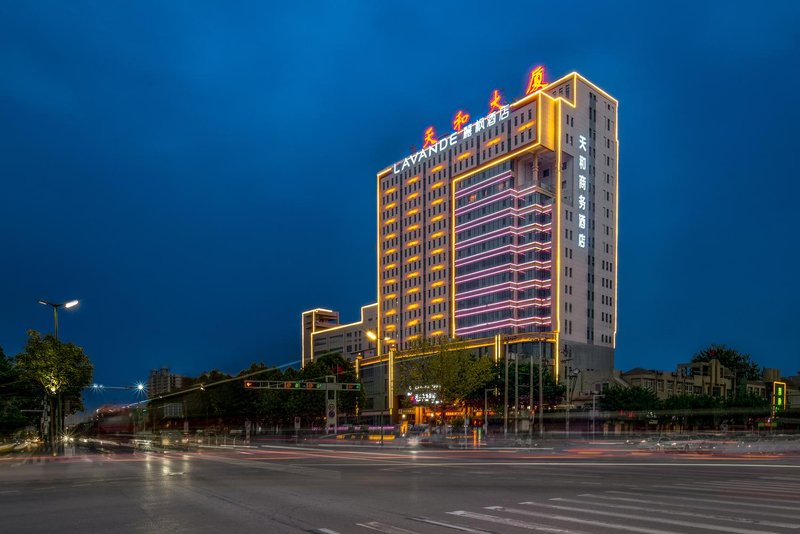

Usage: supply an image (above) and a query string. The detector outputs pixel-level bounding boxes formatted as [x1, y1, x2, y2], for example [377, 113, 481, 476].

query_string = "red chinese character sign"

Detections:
[525, 66, 547, 95]
[452, 110, 470, 132]
[489, 90, 503, 113]
[423, 126, 437, 148]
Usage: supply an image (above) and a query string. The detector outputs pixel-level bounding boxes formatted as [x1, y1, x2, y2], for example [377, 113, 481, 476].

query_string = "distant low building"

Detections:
[147, 367, 184, 399]
[619, 359, 785, 402]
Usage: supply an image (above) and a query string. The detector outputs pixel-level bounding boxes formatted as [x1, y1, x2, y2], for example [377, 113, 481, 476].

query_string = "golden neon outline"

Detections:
[308, 304, 379, 362]
[376, 170, 382, 358]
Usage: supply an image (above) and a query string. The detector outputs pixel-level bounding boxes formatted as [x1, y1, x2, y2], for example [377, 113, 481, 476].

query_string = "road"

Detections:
[1, 444, 799, 533]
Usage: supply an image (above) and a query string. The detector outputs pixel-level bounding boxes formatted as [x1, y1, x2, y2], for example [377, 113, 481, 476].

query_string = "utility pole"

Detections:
[529, 350, 534, 445]
[591, 393, 605, 441]
[514, 353, 519, 436]
[562, 345, 572, 439]
[503, 349, 509, 438]
[539, 341, 544, 439]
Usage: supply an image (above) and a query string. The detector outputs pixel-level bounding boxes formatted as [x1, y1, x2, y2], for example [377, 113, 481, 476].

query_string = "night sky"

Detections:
[2, 2, 799, 407]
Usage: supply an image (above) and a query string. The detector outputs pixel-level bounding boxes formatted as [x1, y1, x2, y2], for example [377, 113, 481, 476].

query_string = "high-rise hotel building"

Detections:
[375, 70, 618, 374]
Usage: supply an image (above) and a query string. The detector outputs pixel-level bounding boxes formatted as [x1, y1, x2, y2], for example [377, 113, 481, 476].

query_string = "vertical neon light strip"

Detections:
[553, 93, 562, 382]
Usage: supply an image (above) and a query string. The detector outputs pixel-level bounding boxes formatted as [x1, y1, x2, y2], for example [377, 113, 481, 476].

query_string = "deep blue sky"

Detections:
[2, 1, 799, 405]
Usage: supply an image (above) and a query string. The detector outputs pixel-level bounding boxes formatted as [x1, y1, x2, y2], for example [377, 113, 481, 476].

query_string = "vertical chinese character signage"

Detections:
[773, 381, 787, 416]
[577, 134, 589, 248]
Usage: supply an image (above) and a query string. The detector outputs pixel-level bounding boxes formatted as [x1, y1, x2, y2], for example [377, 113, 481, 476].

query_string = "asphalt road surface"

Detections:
[1, 444, 799, 533]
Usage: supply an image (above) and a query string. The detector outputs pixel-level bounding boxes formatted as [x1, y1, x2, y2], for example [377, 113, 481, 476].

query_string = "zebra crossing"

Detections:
[320, 476, 800, 534]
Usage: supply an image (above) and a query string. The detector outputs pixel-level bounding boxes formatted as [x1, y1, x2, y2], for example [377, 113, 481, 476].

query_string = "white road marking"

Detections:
[317, 529, 342, 534]
[447, 511, 586, 533]
[649, 485, 800, 506]
[609, 490, 800, 512]
[517, 501, 779, 534]
[356, 521, 420, 533]
[693, 480, 800, 493]
[408, 516, 493, 533]
[482, 507, 680, 534]
[579, 494, 800, 521]
[551, 497, 800, 529]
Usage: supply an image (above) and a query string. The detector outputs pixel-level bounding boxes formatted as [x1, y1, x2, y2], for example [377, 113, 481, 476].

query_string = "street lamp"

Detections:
[365, 330, 395, 447]
[37, 298, 79, 455]
[37, 299, 79, 340]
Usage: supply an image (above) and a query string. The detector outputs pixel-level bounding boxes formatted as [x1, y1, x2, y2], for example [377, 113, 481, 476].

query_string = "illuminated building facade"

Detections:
[301, 304, 378, 365]
[301, 69, 618, 421]
[376, 70, 618, 375]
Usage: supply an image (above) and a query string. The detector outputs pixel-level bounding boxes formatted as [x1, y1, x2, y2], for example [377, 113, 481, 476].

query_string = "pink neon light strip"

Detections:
[455, 224, 552, 250]
[455, 262, 551, 285]
[454, 190, 516, 217]
[454, 170, 512, 199]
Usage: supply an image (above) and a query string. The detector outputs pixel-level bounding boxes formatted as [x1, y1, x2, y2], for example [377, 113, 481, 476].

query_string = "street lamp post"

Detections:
[591, 393, 605, 441]
[37, 299, 79, 341]
[366, 330, 395, 448]
[37, 299, 79, 454]
[484, 387, 497, 441]
[538, 340, 544, 439]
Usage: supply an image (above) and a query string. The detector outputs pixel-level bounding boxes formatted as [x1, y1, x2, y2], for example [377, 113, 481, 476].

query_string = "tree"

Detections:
[15, 330, 93, 447]
[600, 386, 660, 413]
[692, 344, 760, 397]
[0, 346, 39, 437]
[395, 339, 493, 431]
